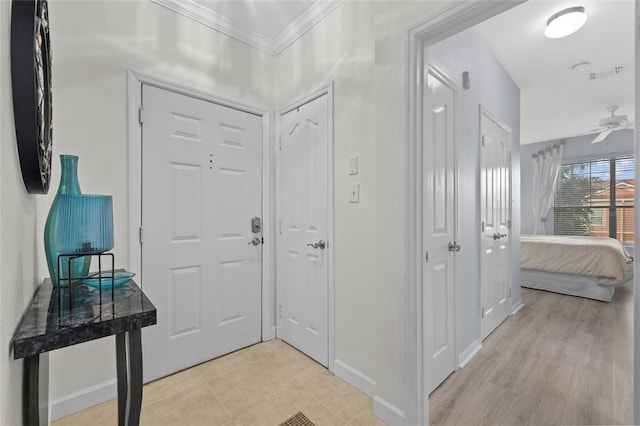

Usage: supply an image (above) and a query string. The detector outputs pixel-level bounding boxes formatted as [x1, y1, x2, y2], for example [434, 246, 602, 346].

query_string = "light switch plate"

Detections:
[349, 156, 358, 175]
[349, 183, 360, 203]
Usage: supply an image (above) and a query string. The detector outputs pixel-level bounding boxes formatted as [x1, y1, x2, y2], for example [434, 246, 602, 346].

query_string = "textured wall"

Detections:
[276, 0, 378, 387]
[44, 0, 274, 416]
[0, 2, 39, 425]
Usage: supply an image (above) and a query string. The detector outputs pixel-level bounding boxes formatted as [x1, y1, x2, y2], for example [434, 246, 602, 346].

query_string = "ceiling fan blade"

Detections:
[591, 129, 614, 144]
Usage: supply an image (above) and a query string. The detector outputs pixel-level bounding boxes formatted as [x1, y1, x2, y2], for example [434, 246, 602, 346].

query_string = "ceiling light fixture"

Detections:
[544, 6, 587, 38]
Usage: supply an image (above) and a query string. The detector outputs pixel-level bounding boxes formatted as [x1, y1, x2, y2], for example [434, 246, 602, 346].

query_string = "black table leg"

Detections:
[23, 352, 48, 426]
[116, 329, 143, 426]
[116, 333, 127, 425]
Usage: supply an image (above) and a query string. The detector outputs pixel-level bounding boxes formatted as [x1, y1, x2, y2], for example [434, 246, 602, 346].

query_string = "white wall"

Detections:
[428, 27, 522, 355]
[521, 129, 634, 235]
[42, 1, 274, 417]
[275, 0, 378, 390]
[0, 1, 530, 423]
[0, 2, 40, 425]
[372, 0, 452, 415]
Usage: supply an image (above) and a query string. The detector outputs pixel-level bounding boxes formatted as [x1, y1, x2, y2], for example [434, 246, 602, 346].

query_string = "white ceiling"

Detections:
[475, 0, 634, 144]
[154, 0, 634, 145]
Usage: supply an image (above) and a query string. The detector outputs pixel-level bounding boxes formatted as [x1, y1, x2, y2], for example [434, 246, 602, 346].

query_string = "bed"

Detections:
[520, 234, 633, 302]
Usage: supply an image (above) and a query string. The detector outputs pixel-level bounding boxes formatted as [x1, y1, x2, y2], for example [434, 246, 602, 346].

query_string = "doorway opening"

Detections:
[406, 1, 637, 424]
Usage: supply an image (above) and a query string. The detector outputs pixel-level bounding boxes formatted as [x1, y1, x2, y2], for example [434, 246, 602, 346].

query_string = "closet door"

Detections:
[480, 107, 512, 340]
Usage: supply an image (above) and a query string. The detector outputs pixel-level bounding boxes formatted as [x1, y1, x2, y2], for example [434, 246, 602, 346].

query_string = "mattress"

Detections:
[520, 234, 633, 286]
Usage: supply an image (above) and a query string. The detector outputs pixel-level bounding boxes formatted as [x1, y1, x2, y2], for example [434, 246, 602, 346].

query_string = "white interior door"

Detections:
[480, 107, 512, 340]
[278, 93, 330, 367]
[141, 84, 263, 382]
[423, 66, 457, 394]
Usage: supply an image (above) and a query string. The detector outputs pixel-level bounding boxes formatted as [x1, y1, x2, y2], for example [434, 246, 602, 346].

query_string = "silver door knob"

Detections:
[248, 237, 261, 246]
[307, 240, 326, 250]
[493, 233, 500, 240]
[448, 241, 461, 252]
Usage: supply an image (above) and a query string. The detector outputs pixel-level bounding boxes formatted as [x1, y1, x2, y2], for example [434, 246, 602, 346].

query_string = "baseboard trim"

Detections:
[264, 325, 276, 341]
[50, 379, 116, 421]
[373, 395, 405, 425]
[333, 359, 376, 397]
[512, 300, 524, 315]
[458, 339, 482, 368]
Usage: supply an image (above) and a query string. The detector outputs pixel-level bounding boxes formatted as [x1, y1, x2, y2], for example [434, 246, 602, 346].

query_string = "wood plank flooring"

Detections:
[429, 286, 633, 425]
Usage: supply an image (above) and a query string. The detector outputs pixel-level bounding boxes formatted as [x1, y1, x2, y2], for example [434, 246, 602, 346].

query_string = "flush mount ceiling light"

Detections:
[544, 6, 587, 38]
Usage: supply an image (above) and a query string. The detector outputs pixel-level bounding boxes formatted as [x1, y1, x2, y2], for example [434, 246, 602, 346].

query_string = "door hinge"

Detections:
[425, 251, 429, 263]
[279, 221, 283, 235]
[508, 287, 512, 297]
[481, 307, 485, 318]
[508, 150, 512, 163]
[481, 222, 485, 233]
[481, 135, 486, 146]
[139, 226, 144, 244]
[279, 137, 282, 150]
[278, 304, 283, 319]
[138, 108, 145, 125]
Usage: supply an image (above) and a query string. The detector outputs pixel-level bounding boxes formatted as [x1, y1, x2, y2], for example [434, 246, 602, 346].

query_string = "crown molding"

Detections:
[271, 0, 344, 55]
[151, 0, 343, 56]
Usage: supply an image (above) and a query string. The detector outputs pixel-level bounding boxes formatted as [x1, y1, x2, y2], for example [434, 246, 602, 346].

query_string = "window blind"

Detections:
[553, 156, 634, 242]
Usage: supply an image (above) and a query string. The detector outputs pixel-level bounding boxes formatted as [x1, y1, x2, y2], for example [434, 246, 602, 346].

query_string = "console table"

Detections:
[12, 275, 157, 426]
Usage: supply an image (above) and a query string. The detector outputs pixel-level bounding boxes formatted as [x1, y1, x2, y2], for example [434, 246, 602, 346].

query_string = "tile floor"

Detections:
[53, 339, 385, 426]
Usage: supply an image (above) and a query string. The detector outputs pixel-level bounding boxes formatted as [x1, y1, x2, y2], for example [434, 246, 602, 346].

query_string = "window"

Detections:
[554, 156, 634, 242]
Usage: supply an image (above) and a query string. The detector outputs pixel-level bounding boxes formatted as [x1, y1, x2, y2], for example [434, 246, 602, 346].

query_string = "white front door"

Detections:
[278, 93, 330, 367]
[423, 66, 457, 394]
[480, 107, 512, 340]
[141, 84, 263, 382]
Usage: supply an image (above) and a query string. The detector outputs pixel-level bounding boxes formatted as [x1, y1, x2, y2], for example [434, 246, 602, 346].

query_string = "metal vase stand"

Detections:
[56, 252, 115, 314]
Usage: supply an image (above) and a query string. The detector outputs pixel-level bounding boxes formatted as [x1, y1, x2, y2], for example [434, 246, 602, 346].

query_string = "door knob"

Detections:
[493, 233, 500, 240]
[248, 237, 261, 246]
[306, 240, 326, 250]
[448, 241, 461, 252]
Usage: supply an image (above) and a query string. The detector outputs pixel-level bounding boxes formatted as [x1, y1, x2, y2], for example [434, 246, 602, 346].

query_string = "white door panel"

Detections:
[278, 94, 329, 367]
[480, 108, 512, 340]
[141, 84, 262, 382]
[424, 67, 457, 394]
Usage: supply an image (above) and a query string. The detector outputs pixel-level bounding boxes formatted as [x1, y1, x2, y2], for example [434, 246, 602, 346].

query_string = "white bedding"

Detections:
[520, 234, 633, 286]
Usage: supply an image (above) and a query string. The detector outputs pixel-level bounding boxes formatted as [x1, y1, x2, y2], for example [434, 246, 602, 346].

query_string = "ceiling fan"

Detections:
[590, 105, 634, 144]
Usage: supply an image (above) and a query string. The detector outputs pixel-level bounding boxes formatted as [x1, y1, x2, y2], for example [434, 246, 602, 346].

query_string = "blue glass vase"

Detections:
[44, 155, 91, 286]
[56, 195, 114, 255]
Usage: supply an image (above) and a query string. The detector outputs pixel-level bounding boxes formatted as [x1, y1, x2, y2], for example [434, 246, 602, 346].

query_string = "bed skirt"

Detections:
[521, 269, 619, 302]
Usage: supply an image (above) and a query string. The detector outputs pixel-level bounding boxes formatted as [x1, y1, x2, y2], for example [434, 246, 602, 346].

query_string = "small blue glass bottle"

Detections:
[44, 155, 91, 286]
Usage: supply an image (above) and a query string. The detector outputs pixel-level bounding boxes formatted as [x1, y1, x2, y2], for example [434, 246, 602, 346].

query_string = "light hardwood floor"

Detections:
[53, 339, 383, 426]
[429, 286, 633, 425]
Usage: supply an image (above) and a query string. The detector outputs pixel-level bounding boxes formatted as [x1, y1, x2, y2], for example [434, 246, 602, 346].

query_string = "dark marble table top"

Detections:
[12, 273, 156, 359]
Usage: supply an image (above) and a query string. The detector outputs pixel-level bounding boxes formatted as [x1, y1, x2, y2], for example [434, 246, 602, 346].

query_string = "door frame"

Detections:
[405, 2, 525, 425]
[422, 64, 459, 394]
[126, 70, 273, 341]
[275, 82, 335, 372]
[478, 104, 513, 340]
